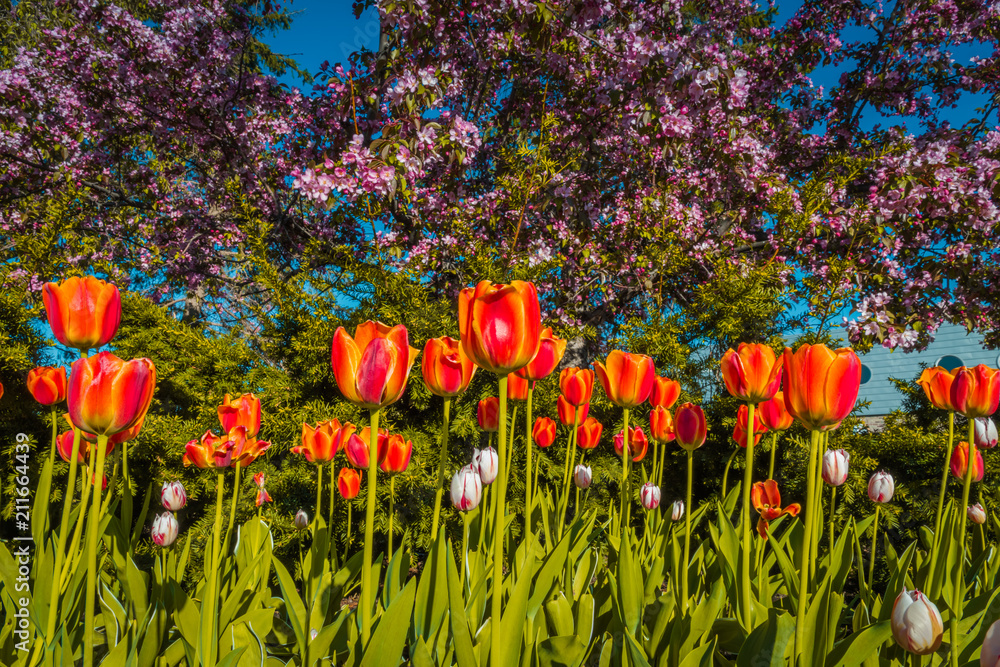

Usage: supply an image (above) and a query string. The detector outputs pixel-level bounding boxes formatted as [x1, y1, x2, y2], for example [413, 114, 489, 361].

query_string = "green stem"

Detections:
[48, 407, 57, 467]
[558, 411, 579, 540]
[829, 486, 837, 550]
[222, 462, 241, 557]
[740, 403, 756, 630]
[574, 451, 585, 521]
[620, 408, 631, 537]
[768, 431, 778, 481]
[950, 419, 976, 667]
[507, 404, 518, 485]
[430, 397, 452, 542]
[811, 432, 826, 571]
[682, 449, 693, 613]
[329, 462, 339, 569]
[361, 408, 380, 647]
[346, 504, 352, 553]
[657, 426, 668, 488]
[793, 430, 820, 665]
[491, 375, 509, 667]
[203, 471, 225, 666]
[82, 434, 109, 667]
[315, 464, 323, 524]
[927, 411, 955, 591]
[525, 387, 534, 538]
[868, 505, 880, 588]
[388, 476, 395, 558]
[721, 448, 737, 499]
[462, 510, 470, 590]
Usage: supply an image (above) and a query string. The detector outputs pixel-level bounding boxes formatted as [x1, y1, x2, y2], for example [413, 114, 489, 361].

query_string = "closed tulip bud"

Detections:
[458, 281, 542, 374]
[474, 447, 499, 485]
[675, 403, 707, 451]
[331, 321, 419, 409]
[822, 449, 850, 486]
[671, 500, 685, 521]
[649, 406, 675, 444]
[218, 393, 261, 438]
[733, 404, 768, 447]
[294, 419, 355, 463]
[559, 367, 594, 406]
[951, 365, 1000, 419]
[338, 468, 361, 499]
[294, 509, 310, 530]
[380, 434, 413, 474]
[506, 373, 531, 401]
[721, 343, 783, 403]
[968, 503, 987, 525]
[574, 464, 592, 489]
[758, 391, 795, 431]
[422, 336, 477, 397]
[577, 417, 603, 449]
[982, 619, 1000, 667]
[556, 395, 589, 426]
[516, 327, 567, 381]
[891, 588, 944, 656]
[595, 350, 656, 408]
[161, 481, 187, 511]
[532, 417, 556, 448]
[451, 465, 483, 511]
[614, 427, 649, 462]
[651, 376, 681, 410]
[640, 482, 661, 510]
[68, 352, 156, 437]
[151, 512, 179, 547]
[782, 344, 862, 431]
[868, 471, 895, 503]
[42, 276, 121, 350]
[950, 441, 985, 482]
[27, 366, 67, 406]
[478, 397, 500, 432]
[917, 367, 959, 412]
[345, 427, 389, 470]
[975, 418, 998, 448]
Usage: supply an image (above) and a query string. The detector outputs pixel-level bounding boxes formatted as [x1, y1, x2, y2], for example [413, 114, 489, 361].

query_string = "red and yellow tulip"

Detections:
[515, 327, 566, 381]
[380, 433, 413, 474]
[507, 373, 531, 401]
[950, 441, 984, 482]
[27, 366, 67, 406]
[478, 397, 500, 431]
[649, 406, 675, 444]
[595, 350, 656, 409]
[613, 426, 649, 462]
[331, 321, 418, 409]
[557, 395, 589, 426]
[733, 404, 768, 448]
[458, 280, 542, 374]
[532, 417, 557, 448]
[42, 276, 121, 350]
[782, 343, 862, 431]
[721, 343, 783, 404]
[338, 468, 361, 499]
[577, 417, 603, 449]
[218, 393, 261, 438]
[917, 367, 959, 412]
[293, 419, 355, 463]
[751, 480, 801, 538]
[758, 391, 794, 431]
[951, 365, 1000, 419]
[674, 403, 707, 451]
[345, 427, 389, 470]
[67, 352, 156, 437]
[559, 367, 594, 406]
[421, 336, 476, 397]
[650, 376, 681, 410]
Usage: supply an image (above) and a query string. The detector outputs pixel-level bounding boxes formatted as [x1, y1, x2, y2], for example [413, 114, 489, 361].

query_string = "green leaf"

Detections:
[360, 578, 417, 667]
[677, 637, 716, 667]
[736, 608, 794, 667]
[824, 620, 892, 667]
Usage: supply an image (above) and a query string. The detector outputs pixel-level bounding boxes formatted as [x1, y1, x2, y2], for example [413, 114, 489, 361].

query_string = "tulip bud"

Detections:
[868, 471, 895, 503]
[532, 417, 556, 448]
[822, 449, 850, 486]
[294, 509, 310, 530]
[151, 512, 179, 547]
[161, 481, 187, 511]
[650, 376, 681, 410]
[675, 403, 707, 451]
[574, 464, 592, 489]
[42, 276, 122, 350]
[380, 433, 413, 474]
[968, 503, 987, 525]
[345, 427, 389, 470]
[670, 500, 684, 521]
[576, 417, 603, 449]
[338, 468, 361, 499]
[640, 482, 661, 510]
[950, 441, 985, 482]
[975, 418, 998, 449]
[649, 406, 675, 444]
[559, 367, 594, 406]
[477, 397, 499, 432]
[451, 464, 483, 511]
[474, 447, 499, 485]
[982, 618, 1000, 667]
[27, 366, 68, 406]
[891, 588, 944, 655]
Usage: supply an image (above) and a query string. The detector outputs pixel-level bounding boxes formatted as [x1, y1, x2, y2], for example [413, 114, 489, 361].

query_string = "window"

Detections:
[860, 364, 872, 385]
[936, 355, 964, 371]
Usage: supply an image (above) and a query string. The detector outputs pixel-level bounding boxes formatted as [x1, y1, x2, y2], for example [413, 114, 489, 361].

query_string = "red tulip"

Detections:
[331, 321, 419, 409]
[27, 366, 67, 406]
[458, 280, 542, 374]
[733, 404, 768, 448]
[422, 336, 476, 397]
[515, 327, 567, 381]
[595, 350, 656, 409]
[649, 406, 675, 444]
[68, 352, 156, 437]
[557, 395, 589, 426]
[532, 417, 556, 448]
[614, 427, 649, 462]
[951, 365, 1000, 419]
[651, 376, 681, 410]
[758, 391, 794, 431]
[218, 393, 261, 438]
[219, 426, 272, 468]
[721, 343, 783, 404]
[507, 373, 531, 401]
[0, 381, 4, 401]
[57, 430, 86, 464]
[782, 344, 862, 431]
[338, 468, 361, 499]
[380, 433, 413, 474]
[950, 441, 984, 482]
[751, 479, 801, 538]
[559, 367, 594, 406]
[293, 419, 355, 463]
[577, 417, 603, 449]
[917, 367, 959, 412]
[478, 397, 500, 431]
[183, 430, 226, 468]
[674, 403, 707, 451]
[346, 427, 389, 470]
[42, 276, 121, 350]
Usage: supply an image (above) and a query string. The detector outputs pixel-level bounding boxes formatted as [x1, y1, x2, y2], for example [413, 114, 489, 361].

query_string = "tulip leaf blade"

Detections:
[446, 538, 478, 667]
[824, 619, 892, 667]
[360, 576, 416, 667]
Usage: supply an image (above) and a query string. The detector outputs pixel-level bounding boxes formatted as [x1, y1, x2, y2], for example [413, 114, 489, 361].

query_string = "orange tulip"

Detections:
[458, 280, 542, 375]
[515, 327, 567, 381]
[650, 376, 681, 410]
[478, 397, 500, 431]
[507, 373, 531, 401]
[293, 419, 355, 463]
[721, 343, 783, 404]
[67, 352, 156, 437]
[559, 367, 594, 406]
[594, 350, 656, 409]
[751, 479, 800, 538]
[218, 393, 261, 438]
[219, 426, 272, 468]
[951, 365, 1000, 419]
[649, 406, 675, 443]
[42, 276, 121, 350]
[675, 402, 707, 451]
[557, 395, 589, 426]
[331, 321, 418, 409]
[64, 412, 142, 449]
[421, 336, 477, 397]
[338, 468, 361, 499]
[613, 426, 649, 462]
[950, 441, 984, 482]
[782, 344, 862, 431]
[917, 367, 959, 412]
[758, 391, 794, 431]
[532, 416, 557, 447]
[577, 417, 603, 449]
[27, 366, 67, 406]
[733, 404, 768, 448]
[345, 427, 389, 470]
[183, 430, 226, 468]
[380, 433, 413, 474]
